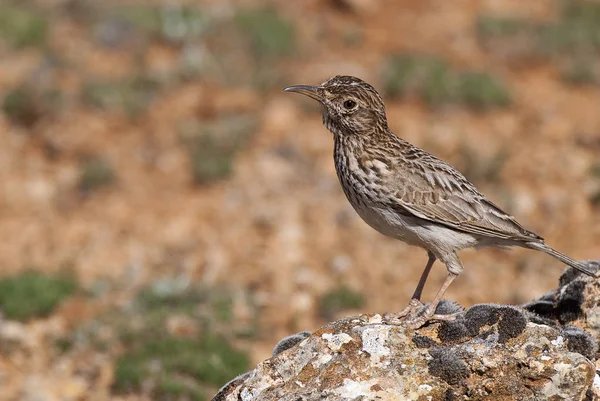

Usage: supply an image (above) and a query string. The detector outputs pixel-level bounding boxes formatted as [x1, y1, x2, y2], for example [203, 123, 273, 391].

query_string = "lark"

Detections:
[284, 75, 596, 329]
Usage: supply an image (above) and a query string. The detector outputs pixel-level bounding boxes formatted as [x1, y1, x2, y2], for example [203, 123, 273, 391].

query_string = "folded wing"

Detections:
[386, 156, 542, 242]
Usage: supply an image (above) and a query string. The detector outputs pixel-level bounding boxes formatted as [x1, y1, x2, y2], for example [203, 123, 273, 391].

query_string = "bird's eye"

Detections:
[343, 99, 357, 109]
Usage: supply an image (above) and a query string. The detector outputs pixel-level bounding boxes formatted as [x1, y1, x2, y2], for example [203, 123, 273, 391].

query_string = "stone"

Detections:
[213, 263, 600, 401]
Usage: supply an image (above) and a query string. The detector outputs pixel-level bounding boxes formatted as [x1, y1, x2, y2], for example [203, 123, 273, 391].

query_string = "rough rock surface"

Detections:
[214, 263, 600, 401]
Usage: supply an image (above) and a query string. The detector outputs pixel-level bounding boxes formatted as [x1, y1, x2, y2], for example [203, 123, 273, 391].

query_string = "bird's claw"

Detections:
[384, 300, 461, 329]
[383, 298, 425, 324]
[403, 312, 459, 329]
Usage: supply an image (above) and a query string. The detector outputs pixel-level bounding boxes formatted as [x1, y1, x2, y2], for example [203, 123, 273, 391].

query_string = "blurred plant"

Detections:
[560, 58, 597, 85]
[54, 336, 75, 354]
[0, 5, 47, 48]
[95, 4, 209, 46]
[198, 5, 294, 90]
[383, 55, 453, 104]
[2, 84, 62, 127]
[382, 54, 511, 109]
[82, 75, 161, 118]
[477, 15, 533, 40]
[181, 115, 258, 185]
[0, 271, 77, 321]
[211, 294, 234, 323]
[78, 156, 116, 194]
[537, 1, 600, 55]
[107, 280, 254, 398]
[52, 278, 257, 398]
[455, 72, 512, 109]
[236, 6, 295, 61]
[2, 86, 43, 127]
[113, 335, 246, 399]
[478, 1, 600, 85]
[107, 5, 161, 35]
[421, 59, 454, 106]
[382, 54, 425, 97]
[156, 377, 206, 400]
[91, 4, 295, 90]
[318, 285, 365, 320]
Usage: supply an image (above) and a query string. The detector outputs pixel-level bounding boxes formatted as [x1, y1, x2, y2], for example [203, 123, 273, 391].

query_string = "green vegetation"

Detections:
[236, 6, 295, 60]
[107, 280, 253, 399]
[82, 75, 161, 117]
[181, 115, 257, 185]
[107, 5, 162, 35]
[456, 72, 511, 109]
[0, 5, 47, 48]
[78, 156, 116, 194]
[0, 4, 296, 125]
[92, 4, 295, 88]
[54, 336, 75, 354]
[383, 54, 439, 99]
[477, 15, 532, 40]
[221, 6, 296, 89]
[382, 54, 511, 109]
[318, 285, 365, 320]
[538, 1, 600, 55]
[113, 335, 246, 397]
[560, 59, 597, 85]
[91, 4, 294, 88]
[49, 278, 257, 398]
[156, 377, 205, 400]
[0, 271, 77, 321]
[2, 84, 62, 127]
[2, 86, 41, 127]
[104, 4, 208, 44]
[478, 1, 600, 85]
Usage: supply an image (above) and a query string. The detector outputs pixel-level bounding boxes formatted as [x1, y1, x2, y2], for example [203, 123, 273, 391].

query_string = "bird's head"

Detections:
[284, 75, 388, 136]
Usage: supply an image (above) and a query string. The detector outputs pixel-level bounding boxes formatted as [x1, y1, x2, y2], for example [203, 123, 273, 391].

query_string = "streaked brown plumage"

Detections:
[285, 75, 595, 328]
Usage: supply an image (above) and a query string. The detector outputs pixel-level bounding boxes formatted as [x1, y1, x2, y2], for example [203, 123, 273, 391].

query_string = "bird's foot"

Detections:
[383, 298, 426, 325]
[384, 299, 461, 329]
[403, 312, 459, 330]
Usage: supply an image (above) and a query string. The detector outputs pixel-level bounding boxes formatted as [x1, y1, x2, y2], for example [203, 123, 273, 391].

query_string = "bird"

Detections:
[284, 75, 596, 329]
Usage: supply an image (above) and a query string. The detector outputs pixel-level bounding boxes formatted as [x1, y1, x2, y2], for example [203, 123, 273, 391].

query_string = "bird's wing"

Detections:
[385, 155, 542, 242]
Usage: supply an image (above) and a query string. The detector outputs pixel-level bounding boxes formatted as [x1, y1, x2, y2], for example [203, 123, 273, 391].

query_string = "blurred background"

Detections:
[0, 0, 599, 399]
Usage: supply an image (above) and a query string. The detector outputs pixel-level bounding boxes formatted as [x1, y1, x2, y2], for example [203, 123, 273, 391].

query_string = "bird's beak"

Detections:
[283, 85, 322, 102]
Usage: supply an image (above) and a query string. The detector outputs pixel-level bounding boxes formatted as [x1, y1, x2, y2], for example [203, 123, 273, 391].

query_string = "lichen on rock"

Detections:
[213, 264, 600, 401]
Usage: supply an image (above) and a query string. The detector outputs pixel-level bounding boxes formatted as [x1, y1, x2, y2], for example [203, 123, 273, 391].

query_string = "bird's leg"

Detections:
[384, 252, 436, 323]
[404, 272, 459, 330]
[410, 251, 436, 301]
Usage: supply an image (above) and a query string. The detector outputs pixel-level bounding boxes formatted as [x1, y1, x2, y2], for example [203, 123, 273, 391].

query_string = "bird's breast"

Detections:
[333, 144, 408, 239]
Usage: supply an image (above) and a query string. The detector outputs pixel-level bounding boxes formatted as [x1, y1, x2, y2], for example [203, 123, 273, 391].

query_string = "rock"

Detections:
[271, 331, 312, 357]
[213, 263, 600, 401]
[525, 261, 600, 329]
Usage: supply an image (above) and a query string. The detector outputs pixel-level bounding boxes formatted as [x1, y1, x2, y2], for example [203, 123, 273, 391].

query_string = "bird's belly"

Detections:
[351, 199, 407, 238]
[340, 177, 478, 251]
[339, 178, 414, 240]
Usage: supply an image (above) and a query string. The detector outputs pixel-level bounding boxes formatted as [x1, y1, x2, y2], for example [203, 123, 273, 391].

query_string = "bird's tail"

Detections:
[526, 242, 596, 277]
